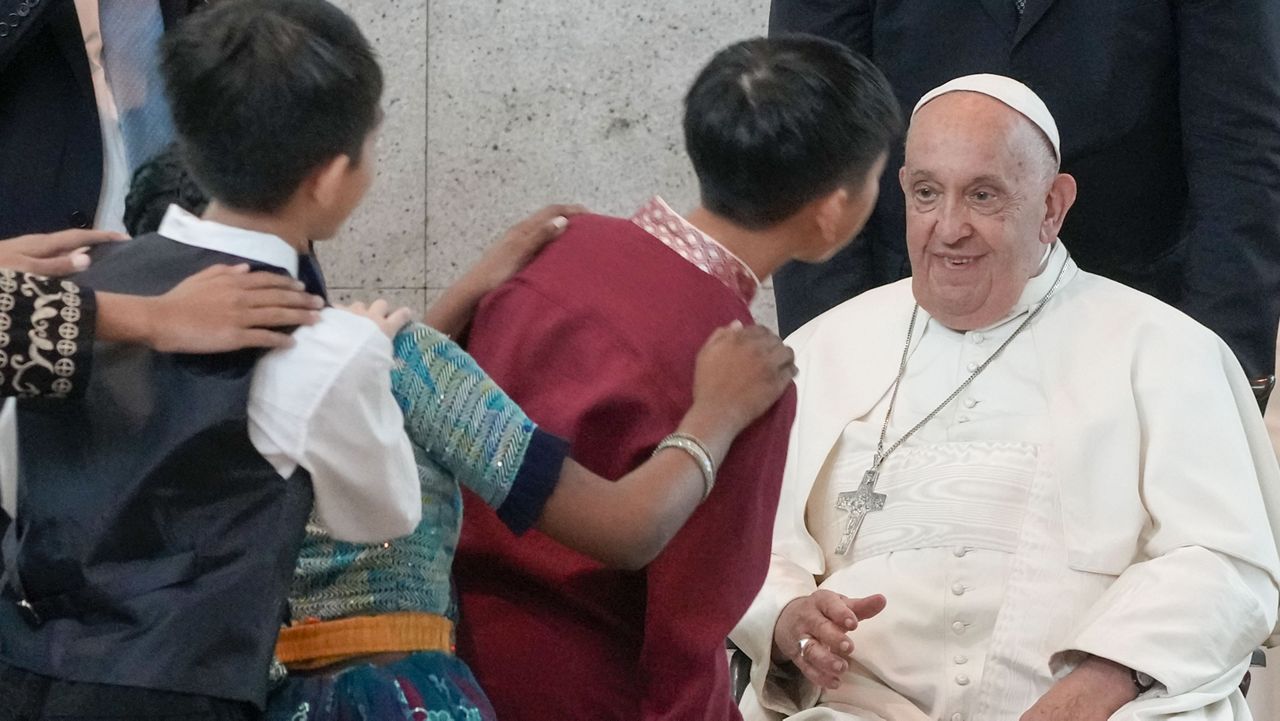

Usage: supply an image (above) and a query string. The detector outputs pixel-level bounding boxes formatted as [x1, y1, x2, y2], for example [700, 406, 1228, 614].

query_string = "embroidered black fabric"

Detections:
[0, 271, 95, 399]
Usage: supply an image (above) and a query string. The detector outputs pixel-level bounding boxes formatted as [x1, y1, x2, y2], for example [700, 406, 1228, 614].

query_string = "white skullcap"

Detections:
[912, 74, 1061, 164]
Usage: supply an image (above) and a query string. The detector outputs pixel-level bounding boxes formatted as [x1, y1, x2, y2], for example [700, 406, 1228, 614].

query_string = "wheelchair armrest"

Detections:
[727, 639, 752, 704]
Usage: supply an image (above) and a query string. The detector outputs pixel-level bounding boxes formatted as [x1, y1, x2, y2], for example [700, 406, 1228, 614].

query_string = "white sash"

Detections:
[812, 442, 1039, 565]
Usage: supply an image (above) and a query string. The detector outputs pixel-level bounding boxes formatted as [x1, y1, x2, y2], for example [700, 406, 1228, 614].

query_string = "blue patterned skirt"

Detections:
[264, 652, 497, 721]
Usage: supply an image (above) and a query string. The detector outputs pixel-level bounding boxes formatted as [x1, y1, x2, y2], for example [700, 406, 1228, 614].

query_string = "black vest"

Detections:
[0, 234, 314, 706]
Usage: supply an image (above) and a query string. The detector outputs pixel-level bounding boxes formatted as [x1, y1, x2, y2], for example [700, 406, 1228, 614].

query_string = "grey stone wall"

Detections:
[325, 0, 775, 326]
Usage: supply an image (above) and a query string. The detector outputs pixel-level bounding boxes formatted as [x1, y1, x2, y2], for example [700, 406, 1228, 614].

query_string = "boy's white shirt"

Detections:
[0, 206, 422, 543]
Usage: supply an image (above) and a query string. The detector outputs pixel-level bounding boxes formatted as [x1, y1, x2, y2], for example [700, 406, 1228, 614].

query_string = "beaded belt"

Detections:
[275, 611, 453, 670]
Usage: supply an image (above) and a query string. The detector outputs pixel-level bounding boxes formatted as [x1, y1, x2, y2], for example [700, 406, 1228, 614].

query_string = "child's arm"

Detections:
[249, 308, 421, 543]
[98, 264, 322, 352]
[392, 321, 794, 570]
[423, 204, 585, 338]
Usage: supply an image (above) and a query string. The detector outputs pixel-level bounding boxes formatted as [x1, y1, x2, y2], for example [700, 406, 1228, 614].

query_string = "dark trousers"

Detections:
[0, 663, 256, 721]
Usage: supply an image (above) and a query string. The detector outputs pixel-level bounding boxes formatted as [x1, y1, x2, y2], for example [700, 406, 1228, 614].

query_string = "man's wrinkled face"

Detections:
[900, 92, 1057, 331]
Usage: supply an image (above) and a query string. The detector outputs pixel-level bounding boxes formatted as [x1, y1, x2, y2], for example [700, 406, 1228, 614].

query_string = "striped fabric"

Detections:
[287, 323, 538, 623]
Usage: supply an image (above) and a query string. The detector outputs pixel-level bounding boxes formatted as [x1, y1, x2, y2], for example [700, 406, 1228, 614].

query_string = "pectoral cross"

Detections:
[834, 467, 887, 555]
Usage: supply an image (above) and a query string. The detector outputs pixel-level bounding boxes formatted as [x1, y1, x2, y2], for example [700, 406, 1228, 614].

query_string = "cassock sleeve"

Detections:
[1170, 0, 1280, 379]
[0, 271, 95, 400]
[1051, 326, 1280, 709]
[390, 322, 568, 536]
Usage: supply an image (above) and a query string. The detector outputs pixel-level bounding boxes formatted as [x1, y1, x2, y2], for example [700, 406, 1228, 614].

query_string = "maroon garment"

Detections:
[455, 214, 796, 721]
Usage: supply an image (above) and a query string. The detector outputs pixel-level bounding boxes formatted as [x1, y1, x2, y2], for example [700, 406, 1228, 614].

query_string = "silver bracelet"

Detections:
[653, 432, 717, 501]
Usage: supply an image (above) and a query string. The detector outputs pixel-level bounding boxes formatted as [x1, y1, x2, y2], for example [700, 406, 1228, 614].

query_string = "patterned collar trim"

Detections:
[630, 196, 760, 305]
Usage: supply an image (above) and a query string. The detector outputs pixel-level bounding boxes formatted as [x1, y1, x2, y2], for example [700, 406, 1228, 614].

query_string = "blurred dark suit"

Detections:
[0, 0, 202, 238]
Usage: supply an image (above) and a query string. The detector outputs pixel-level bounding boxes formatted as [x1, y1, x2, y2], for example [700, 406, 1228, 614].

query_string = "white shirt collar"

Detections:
[1007, 240, 1075, 319]
[157, 205, 300, 278]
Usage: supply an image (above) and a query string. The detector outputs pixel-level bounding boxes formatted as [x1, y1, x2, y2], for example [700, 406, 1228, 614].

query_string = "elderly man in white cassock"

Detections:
[730, 74, 1280, 721]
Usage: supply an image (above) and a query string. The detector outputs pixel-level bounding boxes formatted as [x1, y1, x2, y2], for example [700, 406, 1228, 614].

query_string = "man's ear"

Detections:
[306, 154, 354, 209]
[1041, 172, 1078, 244]
[814, 186, 852, 246]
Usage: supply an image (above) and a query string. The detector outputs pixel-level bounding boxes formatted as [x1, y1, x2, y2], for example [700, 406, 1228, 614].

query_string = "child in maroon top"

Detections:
[455, 37, 903, 720]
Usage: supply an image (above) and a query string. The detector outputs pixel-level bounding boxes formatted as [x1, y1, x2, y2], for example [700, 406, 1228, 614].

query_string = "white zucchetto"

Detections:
[913, 74, 1061, 163]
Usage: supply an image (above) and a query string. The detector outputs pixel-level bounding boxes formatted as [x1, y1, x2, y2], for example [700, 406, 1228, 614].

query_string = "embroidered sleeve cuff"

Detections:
[62, 284, 96, 398]
[495, 427, 568, 536]
[1, 274, 95, 399]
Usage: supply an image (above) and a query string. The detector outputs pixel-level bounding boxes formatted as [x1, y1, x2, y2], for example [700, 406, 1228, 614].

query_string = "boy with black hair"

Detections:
[455, 36, 903, 720]
[0, 1, 422, 717]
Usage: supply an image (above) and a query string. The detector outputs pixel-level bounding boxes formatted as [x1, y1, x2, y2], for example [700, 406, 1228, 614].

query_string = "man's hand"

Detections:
[772, 590, 886, 690]
[0, 229, 127, 276]
[341, 298, 414, 338]
[1021, 656, 1137, 721]
[98, 264, 324, 351]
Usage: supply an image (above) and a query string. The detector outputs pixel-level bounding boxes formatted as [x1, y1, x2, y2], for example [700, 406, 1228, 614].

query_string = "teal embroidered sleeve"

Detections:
[390, 323, 566, 533]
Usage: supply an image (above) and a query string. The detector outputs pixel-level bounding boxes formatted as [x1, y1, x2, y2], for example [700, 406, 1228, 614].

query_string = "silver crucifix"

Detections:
[834, 467, 887, 555]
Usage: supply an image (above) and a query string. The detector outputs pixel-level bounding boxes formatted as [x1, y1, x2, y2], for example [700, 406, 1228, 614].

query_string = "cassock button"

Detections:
[952, 583, 966, 596]
[966, 362, 979, 372]
[954, 655, 968, 665]
[956, 674, 971, 686]
[956, 414, 971, 424]
[952, 715, 965, 721]
[963, 398, 977, 409]
[953, 546, 968, 557]
[968, 331, 985, 344]
[952, 621, 966, 634]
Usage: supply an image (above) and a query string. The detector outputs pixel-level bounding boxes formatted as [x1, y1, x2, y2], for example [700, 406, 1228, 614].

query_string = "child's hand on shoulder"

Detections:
[469, 203, 588, 293]
[341, 298, 415, 338]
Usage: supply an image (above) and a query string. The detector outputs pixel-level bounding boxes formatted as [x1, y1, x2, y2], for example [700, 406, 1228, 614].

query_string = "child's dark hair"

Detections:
[123, 144, 211, 237]
[160, 0, 383, 213]
[684, 36, 902, 230]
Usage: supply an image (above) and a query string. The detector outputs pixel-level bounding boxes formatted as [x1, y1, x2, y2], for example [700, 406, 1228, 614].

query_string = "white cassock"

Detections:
[731, 242, 1280, 721]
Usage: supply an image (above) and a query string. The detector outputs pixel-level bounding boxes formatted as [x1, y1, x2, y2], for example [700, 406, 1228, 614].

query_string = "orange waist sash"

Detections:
[275, 612, 453, 671]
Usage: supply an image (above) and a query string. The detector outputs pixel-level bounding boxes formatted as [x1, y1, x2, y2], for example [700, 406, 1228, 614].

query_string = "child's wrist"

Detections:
[95, 292, 159, 346]
[677, 405, 736, 461]
[457, 264, 501, 299]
